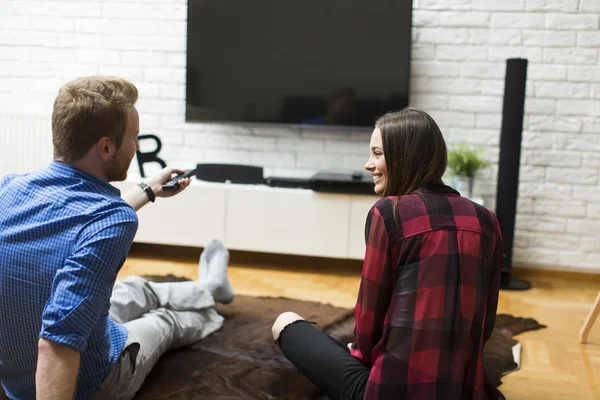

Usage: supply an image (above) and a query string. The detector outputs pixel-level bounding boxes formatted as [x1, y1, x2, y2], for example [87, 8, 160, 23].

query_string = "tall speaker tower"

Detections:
[496, 58, 532, 291]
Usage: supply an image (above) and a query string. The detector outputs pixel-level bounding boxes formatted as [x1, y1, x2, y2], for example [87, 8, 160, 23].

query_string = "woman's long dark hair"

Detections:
[376, 107, 448, 198]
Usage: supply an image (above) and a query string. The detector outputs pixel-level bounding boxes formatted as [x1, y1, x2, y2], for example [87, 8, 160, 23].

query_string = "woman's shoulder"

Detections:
[368, 194, 427, 227]
[371, 193, 428, 214]
[370, 196, 397, 216]
[371, 191, 499, 226]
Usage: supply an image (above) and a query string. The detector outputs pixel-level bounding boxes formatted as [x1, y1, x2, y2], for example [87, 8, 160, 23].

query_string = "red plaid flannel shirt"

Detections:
[350, 185, 504, 400]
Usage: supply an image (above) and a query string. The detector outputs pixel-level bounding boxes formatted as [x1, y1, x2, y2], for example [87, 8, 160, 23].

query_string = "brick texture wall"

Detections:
[0, 0, 599, 270]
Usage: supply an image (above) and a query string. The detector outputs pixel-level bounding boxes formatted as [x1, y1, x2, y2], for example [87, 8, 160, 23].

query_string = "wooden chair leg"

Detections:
[580, 291, 600, 344]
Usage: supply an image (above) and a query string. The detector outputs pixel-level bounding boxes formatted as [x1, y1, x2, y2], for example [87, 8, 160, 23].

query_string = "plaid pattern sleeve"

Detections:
[484, 218, 503, 342]
[350, 205, 393, 365]
[352, 187, 505, 400]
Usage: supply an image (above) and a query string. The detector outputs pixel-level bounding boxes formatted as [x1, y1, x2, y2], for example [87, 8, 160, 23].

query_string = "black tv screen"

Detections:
[186, 0, 413, 129]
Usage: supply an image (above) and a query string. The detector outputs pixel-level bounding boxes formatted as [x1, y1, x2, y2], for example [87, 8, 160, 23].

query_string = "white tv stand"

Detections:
[112, 180, 380, 260]
[113, 180, 483, 261]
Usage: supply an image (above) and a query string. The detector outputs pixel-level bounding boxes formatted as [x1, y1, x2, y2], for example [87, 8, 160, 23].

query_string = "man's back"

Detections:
[0, 161, 138, 400]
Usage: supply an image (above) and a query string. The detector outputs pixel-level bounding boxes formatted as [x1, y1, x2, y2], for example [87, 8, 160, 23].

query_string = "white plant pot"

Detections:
[451, 176, 474, 198]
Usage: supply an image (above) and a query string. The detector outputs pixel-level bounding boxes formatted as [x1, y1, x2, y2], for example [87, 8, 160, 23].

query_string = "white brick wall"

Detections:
[1, 0, 599, 271]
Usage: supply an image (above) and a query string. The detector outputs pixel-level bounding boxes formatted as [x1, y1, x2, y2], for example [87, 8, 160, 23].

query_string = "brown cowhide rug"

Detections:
[0, 275, 546, 399]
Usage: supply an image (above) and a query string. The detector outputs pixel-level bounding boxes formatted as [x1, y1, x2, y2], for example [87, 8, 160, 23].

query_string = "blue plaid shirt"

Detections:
[0, 161, 138, 400]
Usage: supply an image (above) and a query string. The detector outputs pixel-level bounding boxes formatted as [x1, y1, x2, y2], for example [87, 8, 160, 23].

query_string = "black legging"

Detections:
[277, 320, 370, 400]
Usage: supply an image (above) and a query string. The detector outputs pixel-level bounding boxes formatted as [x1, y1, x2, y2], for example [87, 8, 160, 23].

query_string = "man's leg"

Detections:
[90, 307, 224, 400]
[92, 240, 233, 400]
[109, 239, 234, 324]
[124, 307, 225, 399]
[109, 276, 219, 323]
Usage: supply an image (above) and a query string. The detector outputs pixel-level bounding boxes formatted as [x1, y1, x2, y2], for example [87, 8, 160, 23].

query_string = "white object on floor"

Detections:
[502, 342, 522, 376]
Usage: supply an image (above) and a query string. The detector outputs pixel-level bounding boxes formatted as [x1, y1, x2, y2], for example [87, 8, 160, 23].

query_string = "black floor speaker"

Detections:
[496, 58, 532, 291]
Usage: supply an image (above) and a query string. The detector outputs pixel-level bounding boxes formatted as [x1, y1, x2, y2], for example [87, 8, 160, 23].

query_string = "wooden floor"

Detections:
[120, 244, 600, 400]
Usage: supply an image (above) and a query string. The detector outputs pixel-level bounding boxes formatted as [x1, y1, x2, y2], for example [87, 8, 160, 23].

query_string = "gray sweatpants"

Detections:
[89, 276, 225, 400]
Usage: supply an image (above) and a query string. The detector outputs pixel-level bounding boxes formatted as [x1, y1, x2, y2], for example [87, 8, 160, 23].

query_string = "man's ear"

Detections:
[96, 137, 117, 161]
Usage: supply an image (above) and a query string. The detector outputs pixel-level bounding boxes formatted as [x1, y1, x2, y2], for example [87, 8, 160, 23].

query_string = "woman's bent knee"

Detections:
[271, 311, 304, 341]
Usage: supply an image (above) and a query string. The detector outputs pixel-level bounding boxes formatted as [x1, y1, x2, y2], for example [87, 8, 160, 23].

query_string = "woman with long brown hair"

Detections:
[272, 108, 504, 400]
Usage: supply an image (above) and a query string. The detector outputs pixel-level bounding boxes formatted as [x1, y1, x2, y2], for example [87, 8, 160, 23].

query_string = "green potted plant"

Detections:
[447, 142, 491, 198]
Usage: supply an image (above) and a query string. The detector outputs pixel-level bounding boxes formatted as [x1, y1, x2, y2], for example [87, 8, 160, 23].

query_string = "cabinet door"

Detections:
[225, 186, 351, 258]
[348, 194, 379, 260]
[112, 181, 226, 247]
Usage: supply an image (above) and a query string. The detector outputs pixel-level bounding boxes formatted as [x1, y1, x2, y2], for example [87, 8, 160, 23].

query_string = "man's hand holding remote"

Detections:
[122, 167, 193, 211]
[146, 167, 194, 197]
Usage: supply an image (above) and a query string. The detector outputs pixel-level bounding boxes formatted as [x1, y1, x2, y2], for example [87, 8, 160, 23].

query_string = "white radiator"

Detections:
[0, 114, 53, 177]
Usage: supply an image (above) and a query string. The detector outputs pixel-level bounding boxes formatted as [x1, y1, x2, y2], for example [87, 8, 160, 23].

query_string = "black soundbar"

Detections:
[265, 172, 375, 195]
[308, 172, 375, 195]
[264, 176, 311, 189]
[193, 163, 376, 195]
[195, 163, 264, 184]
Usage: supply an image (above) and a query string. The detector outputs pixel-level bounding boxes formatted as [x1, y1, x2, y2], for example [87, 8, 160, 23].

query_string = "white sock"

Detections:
[198, 238, 221, 281]
[202, 239, 235, 304]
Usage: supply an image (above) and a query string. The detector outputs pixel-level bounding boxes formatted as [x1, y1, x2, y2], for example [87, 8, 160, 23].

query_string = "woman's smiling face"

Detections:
[365, 127, 387, 195]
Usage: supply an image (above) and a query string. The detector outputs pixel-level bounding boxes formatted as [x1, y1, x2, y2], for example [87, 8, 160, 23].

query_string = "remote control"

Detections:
[162, 169, 196, 191]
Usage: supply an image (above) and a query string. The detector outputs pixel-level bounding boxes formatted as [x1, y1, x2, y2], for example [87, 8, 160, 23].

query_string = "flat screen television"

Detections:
[186, 0, 413, 129]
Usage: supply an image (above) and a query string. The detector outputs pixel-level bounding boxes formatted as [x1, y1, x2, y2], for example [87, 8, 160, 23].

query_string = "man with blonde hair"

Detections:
[0, 76, 234, 400]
